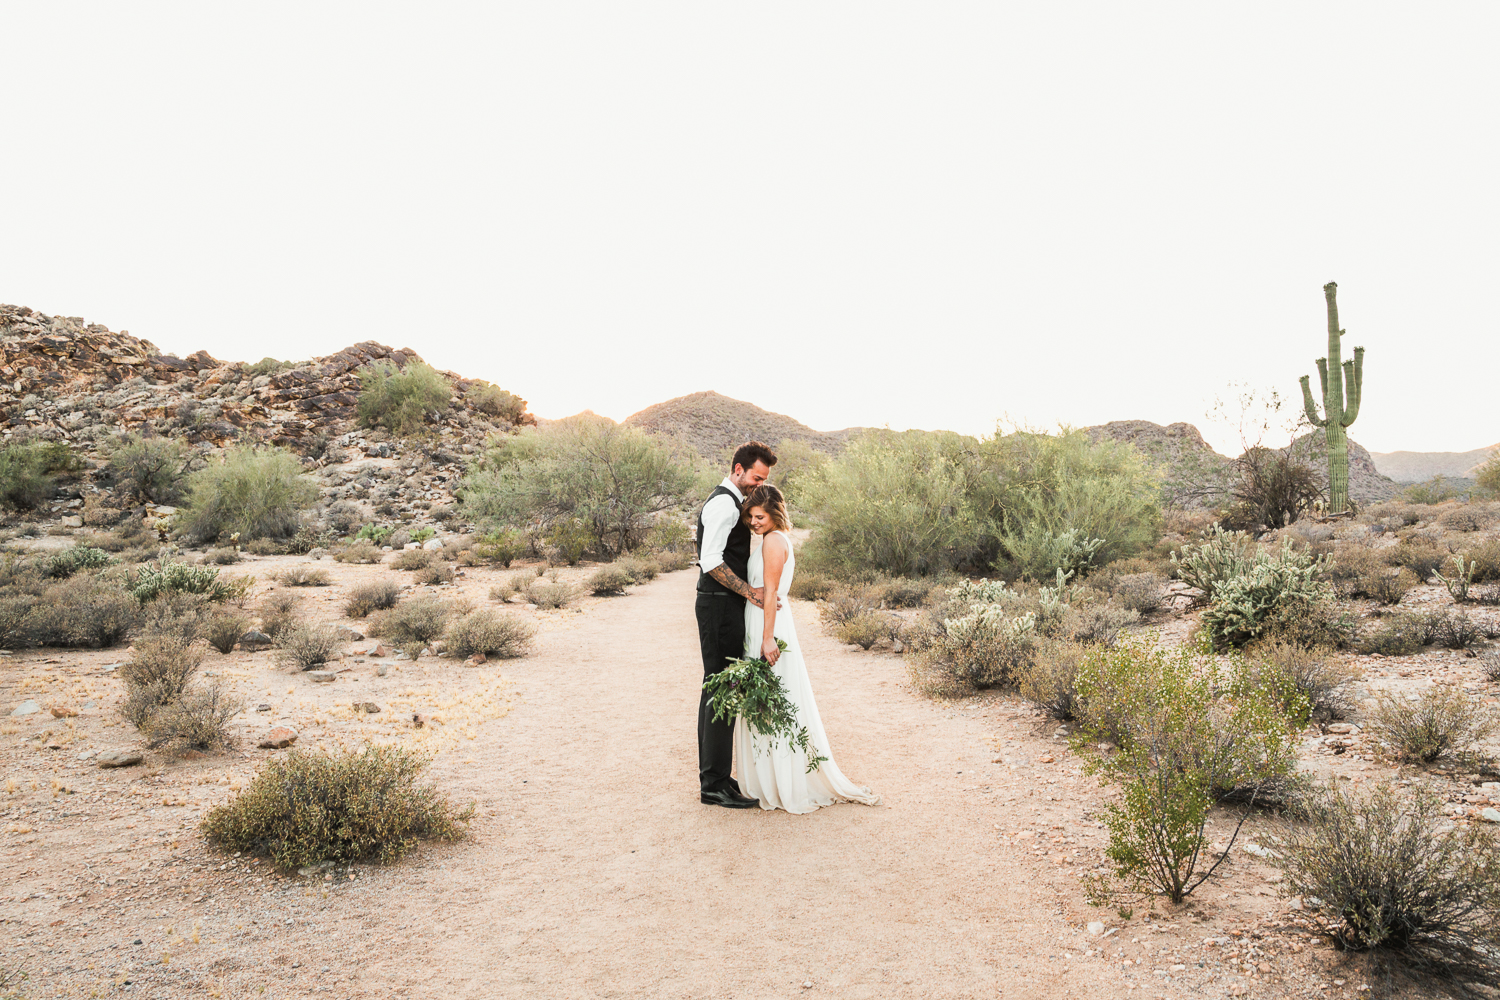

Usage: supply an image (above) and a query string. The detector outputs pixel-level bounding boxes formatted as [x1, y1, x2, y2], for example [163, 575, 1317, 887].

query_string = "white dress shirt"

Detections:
[697, 477, 745, 575]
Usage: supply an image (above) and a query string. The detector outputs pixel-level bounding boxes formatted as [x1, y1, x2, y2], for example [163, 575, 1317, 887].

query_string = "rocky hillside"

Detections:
[623, 390, 867, 462]
[0, 305, 528, 454]
[1369, 444, 1499, 483]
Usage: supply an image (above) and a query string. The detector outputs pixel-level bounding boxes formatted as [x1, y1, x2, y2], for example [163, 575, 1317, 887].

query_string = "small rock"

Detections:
[1087, 921, 1105, 936]
[1326, 723, 1356, 735]
[463, 653, 487, 667]
[9, 699, 42, 717]
[59, 515, 84, 528]
[421, 537, 444, 551]
[1481, 808, 1500, 824]
[297, 860, 335, 877]
[1038, 755, 1055, 764]
[238, 630, 274, 650]
[430, 641, 445, 655]
[50, 704, 79, 718]
[375, 663, 388, 677]
[96, 749, 143, 768]
[369, 644, 391, 658]
[258, 727, 298, 750]
[306, 670, 337, 683]
[403, 541, 422, 550]
[76, 749, 97, 761]
[353, 702, 380, 714]
[335, 627, 365, 641]
[256, 703, 272, 712]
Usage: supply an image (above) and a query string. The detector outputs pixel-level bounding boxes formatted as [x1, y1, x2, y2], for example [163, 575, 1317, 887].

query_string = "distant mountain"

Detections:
[623, 391, 867, 462]
[1369, 444, 1499, 484]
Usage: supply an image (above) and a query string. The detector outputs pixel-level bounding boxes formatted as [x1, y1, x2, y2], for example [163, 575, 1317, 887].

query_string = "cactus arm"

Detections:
[1315, 357, 1331, 413]
[1324, 282, 1340, 336]
[1341, 346, 1364, 427]
[1299, 374, 1327, 427]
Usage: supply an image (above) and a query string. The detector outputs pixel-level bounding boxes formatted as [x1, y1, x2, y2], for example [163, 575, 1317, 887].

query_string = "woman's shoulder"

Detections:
[762, 530, 791, 556]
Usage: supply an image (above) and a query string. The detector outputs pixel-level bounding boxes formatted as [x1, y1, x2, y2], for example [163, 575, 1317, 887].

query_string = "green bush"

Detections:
[587, 564, 631, 596]
[138, 681, 241, 753]
[412, 561, 455, 586]
[835, 611, 892, 650]
[42, 546, 114, 578]
[355, 524, 395, 545]
[119, 633, 205, 730]
[1272, 781, 1500, 988]
[443, 609, 536, 659]
[137, 591, 214, 643]
[1370, 686, 1498, 766]
[1385, 539, 1449, 581]
[1199, 544, 1331, 649]
[1459, 538, 1500, 583]
[245, 357, 293, 377]
[1244, 639, 1358, 721]
[1075, 638, 1304, 903]
[1014, 638, 1088, 721]
[7, 575, 141, 648]
[179, 446, 317, 543]
[467, 382, 528, 424]
[373, 595, 452, 656]
[617, 554, 659, 583]
[546, 518, 592, 565]
[200, 745, 473, 870]
[525, 580, 577, 610]
[107, 432, 189, 503]
[1475, 453, 1500, 499]
[1403, 476, 1468, 504]
[274, 623, 341, 671]
[332, 539, 384, 564]
[472, 528, 524, 567]
[345, 578, 400, 618]
[205, 546, 241, 565]
[205, 609, 252, 654]
[908, 602, 1037, 692]
[257, 591, 302, 640]
[0, 440, 79, 510]
[130, 557, 249, 604]
[274, 565, 331, 587]
[409, 527, 435, 544]
[392, 548, 435, 571]
[356, 361, 451, 437]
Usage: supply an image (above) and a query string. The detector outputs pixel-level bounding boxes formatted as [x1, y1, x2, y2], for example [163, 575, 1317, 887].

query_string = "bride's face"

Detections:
[746, 506, 773, 535]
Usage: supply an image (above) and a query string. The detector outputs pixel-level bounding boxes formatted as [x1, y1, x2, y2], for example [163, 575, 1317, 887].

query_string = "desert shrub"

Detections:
[392, 548, 435, 571]
[1474, 453, 1500, 498]
[644, 517, 692, 554]
[244, 537, 284, 556]
[285, 522, 324, 555]
[1245, 639, 1358, 721]
[200, 745, 473, 870]
[443, 609, 537, 659]
[274, 565, 331, 587]
[275, 623, 342, 670]
[1257, 593, 1355, 650]
[1482, 652, 1500, 683]
[130, 557, 249, 604]
[526, 580, 577, 610]
[1360, 566, 1419, 605]
[374, 595, 452, 655]
[1324, 543, 1384, 597]
[41, 545, 114, 578]
[870, 576, 934, 609]
[118, 634, 204, 729]
[1272, 781, 1500, 990]
[412, 562, 455, 586]
[345, 578, 400, 618]
[586, 564, 631, 596]
[204, 608, 252, 654]
[89, 519, 155, 554]
[141, 681, 241, 752]
[205, 546, 241, 565]
[463, 416, 699, 558]
[1199, 543, 1332, 649]
[817, 586, 879, 629]
[1216, 443, 1323, 531]
[835, 611, 892, 650]
[178, 447, 316, 543]
[1371, 685, 1498, 766]
[1058, 602, 1138, 646]
[245, 357, 292, 376]
[545, 518, 591, 565]
[257, 591, 302, 640]
[0, 440, 79, 510]
[409, 527, 436, 544]
[617, 554, 659, 583]
[14, 575, 141, 648]
[1170, 526, 1257, 600]
[356, 361, 451, 437]
[908, 603, 1037, 692]
[1428, 609, 1498, 650]
[1435, 504, 1499, 533]
[137, 591, 213, 643]
[1014, 638, 1087, 721]
[333, 540, 384, 564]
[324, 500, 362, 536]
[1458, 537, 1500, 583]
[472, 528, 524, 567]
[1404, 476, 1469, 504]
[1356, 612, 1430, 656]
[1385, 539, 1449, 582]
[467, 382, 528, 423]
[1075, 638, 1304, 903]
[788, 572, 837, 602]
[800, 431, 984, 577]
[106, 432, 189, 503]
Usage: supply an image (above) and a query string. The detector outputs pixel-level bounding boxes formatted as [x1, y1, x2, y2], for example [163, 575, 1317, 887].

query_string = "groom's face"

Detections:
[731, 460, 771, 491]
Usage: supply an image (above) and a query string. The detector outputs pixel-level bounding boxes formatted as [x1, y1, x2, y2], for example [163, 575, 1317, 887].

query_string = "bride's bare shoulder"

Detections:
[762, 531, 790, 557]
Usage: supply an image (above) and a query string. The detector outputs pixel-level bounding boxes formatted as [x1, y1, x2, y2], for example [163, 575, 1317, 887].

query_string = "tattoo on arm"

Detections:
[708, 564, 757, 603]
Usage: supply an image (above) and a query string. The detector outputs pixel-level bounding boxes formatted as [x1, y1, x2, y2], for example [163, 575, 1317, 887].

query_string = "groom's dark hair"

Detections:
[731, 441, 777, 473]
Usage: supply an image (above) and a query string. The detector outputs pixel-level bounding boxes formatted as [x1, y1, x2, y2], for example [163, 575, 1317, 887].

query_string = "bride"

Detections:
[733, 484, 880, 814]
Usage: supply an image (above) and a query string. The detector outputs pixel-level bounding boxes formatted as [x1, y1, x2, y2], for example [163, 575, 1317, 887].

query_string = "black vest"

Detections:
[696, 484, 750, 595]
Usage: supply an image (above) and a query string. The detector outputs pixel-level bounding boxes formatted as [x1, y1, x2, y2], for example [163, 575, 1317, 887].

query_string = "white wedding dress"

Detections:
[733, 531, 880, 813]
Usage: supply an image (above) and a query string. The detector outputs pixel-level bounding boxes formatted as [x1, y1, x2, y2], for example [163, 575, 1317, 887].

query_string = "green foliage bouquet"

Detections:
[703, 639, 826, 773]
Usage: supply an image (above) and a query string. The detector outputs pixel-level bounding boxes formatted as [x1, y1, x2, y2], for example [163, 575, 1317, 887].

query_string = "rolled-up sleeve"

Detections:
[697, 493, 739, 575]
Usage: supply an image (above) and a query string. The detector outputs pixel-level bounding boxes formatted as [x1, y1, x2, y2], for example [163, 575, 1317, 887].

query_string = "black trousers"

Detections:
[695, 591, 746, 793]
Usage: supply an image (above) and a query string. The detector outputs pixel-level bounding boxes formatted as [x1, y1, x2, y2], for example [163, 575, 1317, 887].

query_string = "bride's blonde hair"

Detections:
[741, 484, 791, 532]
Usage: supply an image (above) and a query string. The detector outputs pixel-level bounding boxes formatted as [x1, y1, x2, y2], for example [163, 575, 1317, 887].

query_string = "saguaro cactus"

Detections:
[1299, 282, 1364, 514]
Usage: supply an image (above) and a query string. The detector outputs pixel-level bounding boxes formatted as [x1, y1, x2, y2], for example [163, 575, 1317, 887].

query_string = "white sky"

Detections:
[3, 3, 1496, 456]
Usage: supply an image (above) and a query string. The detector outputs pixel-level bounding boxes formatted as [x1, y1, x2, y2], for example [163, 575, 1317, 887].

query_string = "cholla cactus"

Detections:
[1299, 282, 1365, 514]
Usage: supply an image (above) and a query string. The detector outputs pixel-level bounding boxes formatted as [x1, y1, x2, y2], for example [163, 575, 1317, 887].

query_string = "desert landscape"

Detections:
[3, 303, 1500, 1000]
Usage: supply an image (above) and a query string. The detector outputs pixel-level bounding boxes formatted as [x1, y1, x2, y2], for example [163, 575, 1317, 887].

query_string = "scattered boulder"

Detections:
[96, 749, 143, 768]
[421, 537, 444, 551]
[9, 700, 42, 718]
[335, 626, 365, 641]
[306, 671, 337, 683]
[49, 704, 79, 718]
[463, 653, 487, 667]
[238, 630, 275, 651]
[258, 727, 298, 750]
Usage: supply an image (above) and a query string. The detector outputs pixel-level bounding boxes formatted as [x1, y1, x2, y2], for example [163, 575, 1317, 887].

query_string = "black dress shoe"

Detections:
[700, 787, 759, 809]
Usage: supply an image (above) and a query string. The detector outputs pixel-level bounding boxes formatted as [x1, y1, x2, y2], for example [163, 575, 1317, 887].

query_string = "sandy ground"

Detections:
[4, 557, 1497, 999]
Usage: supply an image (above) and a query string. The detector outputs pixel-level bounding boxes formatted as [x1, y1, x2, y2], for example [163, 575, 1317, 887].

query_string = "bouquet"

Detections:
[703, 639, 827, 773]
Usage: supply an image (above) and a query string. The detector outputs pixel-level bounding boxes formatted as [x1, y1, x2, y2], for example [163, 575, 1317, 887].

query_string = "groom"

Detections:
[694, 440, 778, 809]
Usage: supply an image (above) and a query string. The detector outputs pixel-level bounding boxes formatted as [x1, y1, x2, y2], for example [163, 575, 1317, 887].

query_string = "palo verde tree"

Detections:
[1298, 282, 1364, 514]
